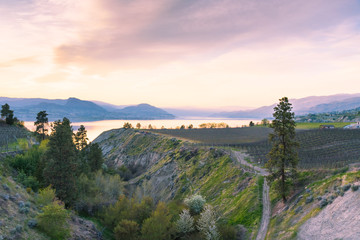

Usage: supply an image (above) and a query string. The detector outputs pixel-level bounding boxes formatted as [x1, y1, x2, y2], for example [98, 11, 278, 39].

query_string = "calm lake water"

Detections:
[25, 118, 261, 141]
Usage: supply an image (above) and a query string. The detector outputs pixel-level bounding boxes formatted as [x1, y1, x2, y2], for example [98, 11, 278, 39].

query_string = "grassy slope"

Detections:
[267, 170, 360, 239]
[0, 175, 48, 239]
[96, 129, 264, 238]
[295, 122, 355, 129]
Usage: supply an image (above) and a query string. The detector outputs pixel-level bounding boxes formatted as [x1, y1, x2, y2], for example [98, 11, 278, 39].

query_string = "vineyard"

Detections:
[149, 127, 360, 169]
[0, 124, 28, 151]
[239, 129, 360, 169]
[148, 127, 272, 144]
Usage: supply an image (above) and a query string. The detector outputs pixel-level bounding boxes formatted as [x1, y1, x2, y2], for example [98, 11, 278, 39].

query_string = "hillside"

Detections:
[267, 169, 360, 239]
[295, 107, 360, 123]
[94, 128, 264, 238]
[94, 128, 360, 240]
[0, 156, 102, 240]
[0, 97, 175, 121]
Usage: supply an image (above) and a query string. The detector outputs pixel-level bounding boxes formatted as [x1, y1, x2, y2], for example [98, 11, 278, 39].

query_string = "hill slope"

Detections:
[94, 128, 264, 237]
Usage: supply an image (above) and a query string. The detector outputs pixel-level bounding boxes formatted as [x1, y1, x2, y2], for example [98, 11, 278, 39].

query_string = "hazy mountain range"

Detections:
[212, 94, 360, 119]
[0, 97, 175, 121]
[1, 93, 360, 121]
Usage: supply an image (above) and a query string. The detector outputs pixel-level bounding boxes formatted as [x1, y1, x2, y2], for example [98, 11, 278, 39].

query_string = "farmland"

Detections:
[148, 127, 273, 144]
[148, 127, 360, 169]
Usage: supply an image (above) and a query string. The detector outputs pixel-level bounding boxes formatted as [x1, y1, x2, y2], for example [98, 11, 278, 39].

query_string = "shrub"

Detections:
[197, 205, 220, 240]
[176, 209, 194, 237]
[351, 185, 359, 191]
[184, 194, 206, 215]
[342, 184, 351, 192]
[114, 219, 139, 240]
[305, 196, 313, 204]
[141, 202, 174, 240]
[36, 185, 56, 207]
[36, 200, 70, 240]
[218, 224, 236, 240]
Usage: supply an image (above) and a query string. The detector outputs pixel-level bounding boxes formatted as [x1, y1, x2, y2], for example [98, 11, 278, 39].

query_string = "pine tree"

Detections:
[34, 111, 49, 140]
[74, 125, 88, 150]
[43, 118, 78, 206]
[87, 143, 104, 172]
[1, 103, 15, 125]
[265, 97, 298, 202]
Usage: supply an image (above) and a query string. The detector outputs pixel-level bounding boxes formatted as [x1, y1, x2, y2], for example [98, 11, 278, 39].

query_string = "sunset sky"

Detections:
[1, 0, 360, 109]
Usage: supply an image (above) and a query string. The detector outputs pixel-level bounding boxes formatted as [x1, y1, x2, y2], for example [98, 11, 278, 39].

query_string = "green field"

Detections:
[295, 122, 355, 129]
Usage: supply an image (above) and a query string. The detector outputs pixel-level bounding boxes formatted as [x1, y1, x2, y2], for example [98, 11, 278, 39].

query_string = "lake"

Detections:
[24, 118, 261, 141]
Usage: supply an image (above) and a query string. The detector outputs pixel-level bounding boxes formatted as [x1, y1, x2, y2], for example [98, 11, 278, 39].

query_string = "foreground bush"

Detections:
[197, 205, 220, 240]
[184, 194, 206, 215]
[36, 200, 70, 240]
[141, 202, 174, 240]
[176, 209, 194, 238]
[36, 185, 56, 206]
[114, 219, 139, 240]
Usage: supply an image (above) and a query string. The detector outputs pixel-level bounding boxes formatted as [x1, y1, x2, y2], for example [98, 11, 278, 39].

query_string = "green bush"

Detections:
[114, 219, 139, 240]
[36, 185, 56, 207]
[36, 200, 70, 240]
[184, 194, 206, 215]
[141, 202, 174, 240]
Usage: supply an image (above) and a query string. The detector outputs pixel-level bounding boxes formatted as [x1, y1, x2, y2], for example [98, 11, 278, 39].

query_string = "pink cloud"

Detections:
[53, 0, 360, 70]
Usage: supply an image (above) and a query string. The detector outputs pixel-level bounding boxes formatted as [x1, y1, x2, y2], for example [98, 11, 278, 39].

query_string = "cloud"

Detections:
[0, 57, 38, 68]
[54, 0, 360, 70]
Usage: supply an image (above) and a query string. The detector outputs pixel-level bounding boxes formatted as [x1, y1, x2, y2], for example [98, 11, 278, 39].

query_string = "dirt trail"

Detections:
[232, 151, 270, 240]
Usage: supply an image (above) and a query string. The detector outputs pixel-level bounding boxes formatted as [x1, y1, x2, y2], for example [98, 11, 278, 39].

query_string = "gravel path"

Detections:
[232, 151, 270, 240]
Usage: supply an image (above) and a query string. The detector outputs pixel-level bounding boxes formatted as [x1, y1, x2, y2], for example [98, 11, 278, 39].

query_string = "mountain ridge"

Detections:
[0, 97, 175, 121]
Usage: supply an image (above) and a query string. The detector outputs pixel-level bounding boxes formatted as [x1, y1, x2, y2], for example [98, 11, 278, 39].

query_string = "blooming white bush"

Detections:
[184, 194, 206, 215]
[176, 209, 195, 235]
[197, 205, 220, 240]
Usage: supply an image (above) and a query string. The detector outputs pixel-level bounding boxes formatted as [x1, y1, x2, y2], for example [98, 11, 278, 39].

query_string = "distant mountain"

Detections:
[213, 93, 360, 119]
[114, 104, 174, 120]
[0, 97, 175, 121]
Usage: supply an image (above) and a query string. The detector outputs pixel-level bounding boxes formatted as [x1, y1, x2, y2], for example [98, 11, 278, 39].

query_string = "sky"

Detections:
[1, 0, 360, 109]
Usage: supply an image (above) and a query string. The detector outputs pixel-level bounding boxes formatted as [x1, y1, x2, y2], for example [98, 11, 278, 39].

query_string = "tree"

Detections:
[34, 111, 49, 140]
[180, 125, 185, 129]
[176, 209, 194, 238]
[261, 118, 269, 126]
[1, 103, 15, 125]
[249, 121, 255, 127]
[136, 123, 141, 129]
[265, 97, 298, 203]
[43, 118, 78, 206]
[141, 202, 173, 240]
[87, 143, 104, 172]
[74, 125, 88, 150]
[148, 124, 153, 129]
[188, 124, 193, 129]
[123, 122, 133, 129]
[114, 220, 139, 240]
[197, 205, 220, 240]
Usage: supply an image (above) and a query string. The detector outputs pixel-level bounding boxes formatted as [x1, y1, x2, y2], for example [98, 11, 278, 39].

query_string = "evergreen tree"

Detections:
[1, 103, 15, 125]
[74, 125, 88, 150]
[87, 143, 104, 172]
[34, 111, 49, 140]
[266, 97, 298, 202]
[43, 118, 78, 206]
